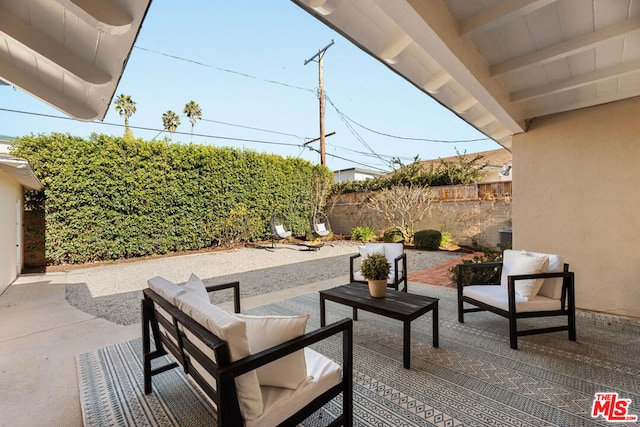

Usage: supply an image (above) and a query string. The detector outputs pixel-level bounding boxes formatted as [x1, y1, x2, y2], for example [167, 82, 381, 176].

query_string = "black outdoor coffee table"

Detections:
[319, 283, 439, 369]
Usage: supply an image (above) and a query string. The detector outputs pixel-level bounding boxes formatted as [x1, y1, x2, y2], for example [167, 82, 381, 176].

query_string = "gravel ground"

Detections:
[65, 241, 463, 326]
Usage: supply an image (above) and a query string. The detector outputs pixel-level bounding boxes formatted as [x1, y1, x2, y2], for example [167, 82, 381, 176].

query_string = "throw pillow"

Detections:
[182, 273, 209, 302]
[509, 253, 549, 300]
[275, 224, 286, 236]
[236, 314, 310, 389]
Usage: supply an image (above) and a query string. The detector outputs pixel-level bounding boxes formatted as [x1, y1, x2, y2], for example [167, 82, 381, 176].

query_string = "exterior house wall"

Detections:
[512, 97, 640, 318]
[0, 168, 22, 293]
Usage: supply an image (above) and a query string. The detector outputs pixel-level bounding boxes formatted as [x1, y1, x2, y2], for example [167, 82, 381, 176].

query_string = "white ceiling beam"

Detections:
[0, 58, 98, 121]
[459, 0, 557, 39]
[452, 95, 478, 113]
[380, 32, 413, 64]
[422, 69, 451, 93]
[396, 0, 526, 133]
[52, 0, 133, 34]
[492, 17, 640, 77]
[525, 88, 640, 119]
[473, 113, 496, 127]
[511, 59, 640, 102]
[307, 0, 338, 16]
[0, 6, 111, 85]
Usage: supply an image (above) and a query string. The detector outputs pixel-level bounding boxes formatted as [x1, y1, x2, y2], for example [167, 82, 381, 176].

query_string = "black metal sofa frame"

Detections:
[457, 262, 576, 349]
[142, 281, 354, 426]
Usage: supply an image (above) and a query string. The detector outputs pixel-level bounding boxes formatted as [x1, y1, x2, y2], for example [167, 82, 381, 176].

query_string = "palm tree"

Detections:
[162, 110, 181, 140]
[114, 94, 136, 139]
[183, 100, 202, 141]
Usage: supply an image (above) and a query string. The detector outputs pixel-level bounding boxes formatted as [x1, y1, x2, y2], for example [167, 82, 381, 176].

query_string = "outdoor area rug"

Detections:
[77, 284, 640, 426]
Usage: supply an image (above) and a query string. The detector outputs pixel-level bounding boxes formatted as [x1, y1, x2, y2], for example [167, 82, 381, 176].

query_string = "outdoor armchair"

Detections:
[457, 249, 576, 349]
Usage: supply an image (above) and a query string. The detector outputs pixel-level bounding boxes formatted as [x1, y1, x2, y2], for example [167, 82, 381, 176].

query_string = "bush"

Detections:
[413, 229, 442, 250]
[382, 226, 404, 243]
[11, 133, 333, 264]
[440, 231, 453, 248]
[449, 250, 502, 286]
[350, 226, 376, 242]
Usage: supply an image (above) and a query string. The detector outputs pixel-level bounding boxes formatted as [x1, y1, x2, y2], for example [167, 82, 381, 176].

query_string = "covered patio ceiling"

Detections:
[292, 0, 640, 150]
[0, 0, 152, 122]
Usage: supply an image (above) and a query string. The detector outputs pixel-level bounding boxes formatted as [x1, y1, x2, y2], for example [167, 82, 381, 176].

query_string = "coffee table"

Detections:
[319, 283, 439, 368]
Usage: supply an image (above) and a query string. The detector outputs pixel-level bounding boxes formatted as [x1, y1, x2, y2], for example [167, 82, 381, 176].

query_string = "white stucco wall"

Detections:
[512, 97, 640, 318]
[0, 168, 22, 293]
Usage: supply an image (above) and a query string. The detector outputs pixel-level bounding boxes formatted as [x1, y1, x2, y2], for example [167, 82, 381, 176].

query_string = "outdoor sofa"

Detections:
[142, 275, 353, 426]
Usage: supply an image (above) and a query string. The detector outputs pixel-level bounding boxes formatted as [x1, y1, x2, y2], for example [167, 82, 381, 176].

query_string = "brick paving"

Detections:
[408, 252, 483, 288]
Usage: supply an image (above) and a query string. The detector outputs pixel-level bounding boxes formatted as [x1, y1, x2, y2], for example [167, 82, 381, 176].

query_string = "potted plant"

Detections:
[360, 252, 391, 297]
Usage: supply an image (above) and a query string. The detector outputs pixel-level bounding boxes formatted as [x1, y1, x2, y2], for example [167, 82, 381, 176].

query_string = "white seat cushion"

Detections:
[237, 314, 310, 389]
[245, 348, 342, 427]
[463, 285, 562, 312]
[175, 291, 263, 421]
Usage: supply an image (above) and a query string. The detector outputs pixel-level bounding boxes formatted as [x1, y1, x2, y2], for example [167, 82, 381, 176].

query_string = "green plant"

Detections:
[11, 133, 332, 264]
[383, 226, 404, 243]
[440, 231, 453, 248]
[414, 229, 442, 250]
[360, 252, 390, 281]
[351, 226, 376, 242]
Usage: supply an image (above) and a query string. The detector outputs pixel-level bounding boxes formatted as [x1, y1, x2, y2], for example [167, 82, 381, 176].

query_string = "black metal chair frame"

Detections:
[142, 282, 353, 426]
[456, 261, 576, 349]
[349, 250, 408, 292]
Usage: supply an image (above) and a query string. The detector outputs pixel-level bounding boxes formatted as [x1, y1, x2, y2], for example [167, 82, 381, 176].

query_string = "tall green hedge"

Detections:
[12, 133, 331, 264]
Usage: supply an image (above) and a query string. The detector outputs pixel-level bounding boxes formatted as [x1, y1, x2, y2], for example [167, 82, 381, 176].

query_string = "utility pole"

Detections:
[305, 39, 334, 166]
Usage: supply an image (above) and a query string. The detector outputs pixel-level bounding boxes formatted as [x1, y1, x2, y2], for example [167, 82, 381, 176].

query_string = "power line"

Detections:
[200, 118, 310, 140]
[325, 95, 491, 143]
[134, 46, 314, 93]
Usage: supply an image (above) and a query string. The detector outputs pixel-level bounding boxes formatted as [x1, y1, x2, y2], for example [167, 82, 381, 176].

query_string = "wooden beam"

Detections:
[511, 59, 640, 102]
[491, 17, 640, 77]
[460, 0, 557, 39]
[0, 5, 111, 84]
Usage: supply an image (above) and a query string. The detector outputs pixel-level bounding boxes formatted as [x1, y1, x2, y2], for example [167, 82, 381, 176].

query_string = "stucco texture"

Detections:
[512, 97, 640, 318]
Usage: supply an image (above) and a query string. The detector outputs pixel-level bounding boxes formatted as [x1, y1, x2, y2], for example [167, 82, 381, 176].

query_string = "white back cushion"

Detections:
[314, 223, 326, 233]
[147, 276, 185, 305]
[383, 243, 404, 265]
[509, 253, 549, 300]
[175, 291, 263, 421]
[275, 224, 285, 235]
[501, 250, 565, 300]
[237, 314, 310, 389]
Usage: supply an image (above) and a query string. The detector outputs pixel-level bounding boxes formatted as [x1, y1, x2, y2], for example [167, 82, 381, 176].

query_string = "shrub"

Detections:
[360, 252, 390, 280]
[382, 226, 404, 243]
[449, 250, 502, 286]
[350, 226, 376, 242]
[11, 133, 332, 264]
[413, 229, 442, 250]
[440, 231, 453, 248]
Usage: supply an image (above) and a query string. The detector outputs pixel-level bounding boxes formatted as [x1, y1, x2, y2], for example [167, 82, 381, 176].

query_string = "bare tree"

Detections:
[365, 185, 437, 242]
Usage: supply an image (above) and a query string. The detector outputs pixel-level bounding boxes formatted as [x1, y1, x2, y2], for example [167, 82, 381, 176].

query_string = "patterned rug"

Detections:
[77, 285, 640, 426]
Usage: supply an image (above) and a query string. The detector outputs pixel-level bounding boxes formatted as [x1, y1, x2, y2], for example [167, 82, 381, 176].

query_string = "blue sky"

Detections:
[0, 1, 500, 172]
